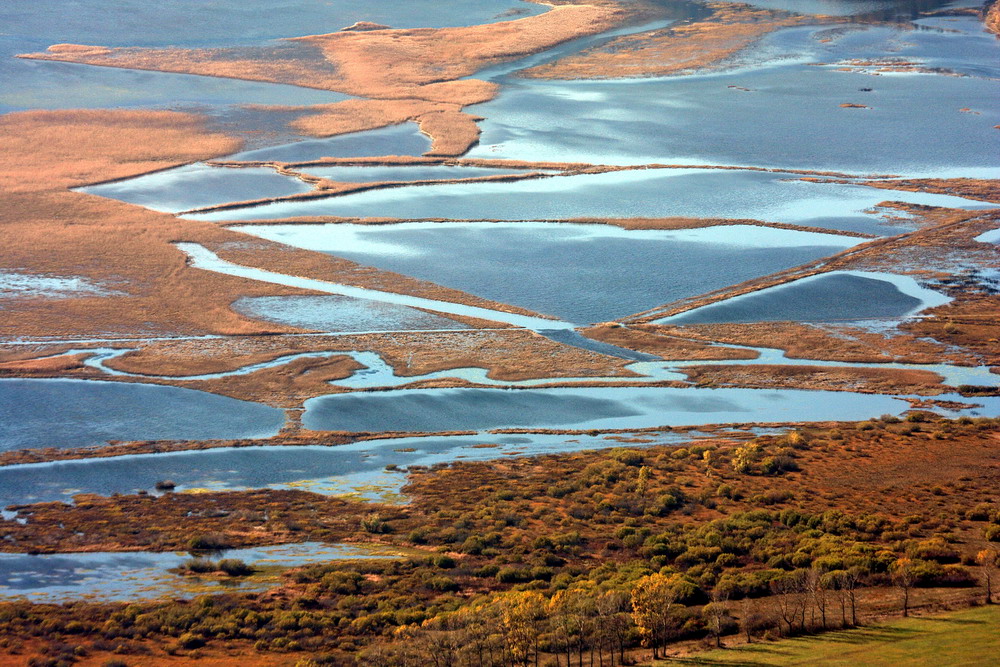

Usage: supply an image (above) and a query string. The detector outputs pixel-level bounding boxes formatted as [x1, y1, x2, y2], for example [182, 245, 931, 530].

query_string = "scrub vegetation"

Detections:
[2, 416, 999, 664]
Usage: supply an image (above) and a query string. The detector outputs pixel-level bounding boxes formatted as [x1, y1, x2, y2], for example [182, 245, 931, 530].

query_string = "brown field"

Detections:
[1, 416, 999, 664]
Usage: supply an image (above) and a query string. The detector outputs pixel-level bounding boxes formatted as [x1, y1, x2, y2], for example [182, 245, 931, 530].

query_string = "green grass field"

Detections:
[664, 605, 1000, 666]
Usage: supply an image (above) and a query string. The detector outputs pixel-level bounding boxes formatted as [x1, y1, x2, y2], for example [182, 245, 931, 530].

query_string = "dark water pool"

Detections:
[0, 379, 284, 450]
[663, 272, 925, 324]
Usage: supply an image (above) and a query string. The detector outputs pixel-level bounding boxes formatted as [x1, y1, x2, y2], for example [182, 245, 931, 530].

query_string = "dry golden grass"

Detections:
[417, 109, 484, 156]
[659, 321, 975, 366]
[521, 2, 818, 79]
[0, 109, 304, 338]
[285, 99, 484, 157]
[860, 178, 1000, 205]
[0, 109, 240, 193]
[0, 353, 87, 374]
[681, 363, 948, 395]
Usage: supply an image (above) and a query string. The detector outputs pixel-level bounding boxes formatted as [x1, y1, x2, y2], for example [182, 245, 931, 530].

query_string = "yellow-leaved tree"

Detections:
[630, 572, 682, 660]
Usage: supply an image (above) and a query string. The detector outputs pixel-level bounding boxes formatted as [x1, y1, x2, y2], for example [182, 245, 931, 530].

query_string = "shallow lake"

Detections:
[0, 0, 543, 112]
[198, 169, 988, 234]
[226, 123, 433, 162]
[231, 222, 859, 323]
[79, 164, 313, 213]
[658, 271, 947, 325]
[0, 432, 690, 507]
[299, 164, 539, 183]
[233, 295, 471, 333]
[301, 385, 932, 432]
[468, 20, 1000, 175]
[0, 542, 399, 603]
[0, 379, 285, 451]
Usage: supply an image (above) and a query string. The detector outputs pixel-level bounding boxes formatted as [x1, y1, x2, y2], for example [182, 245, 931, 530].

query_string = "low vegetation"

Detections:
[1, 416, 998, 664]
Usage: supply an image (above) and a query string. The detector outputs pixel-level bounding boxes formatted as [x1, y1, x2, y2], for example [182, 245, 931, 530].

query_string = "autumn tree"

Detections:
[739, 595, 765, 643]
[891, 558, 917, 618]
[630, 572, 682, 659]
[976, 549, 998, 605]
[496, 590, 546, 666]
[596, 589, 630, 666]
[549, 587, 594, 667]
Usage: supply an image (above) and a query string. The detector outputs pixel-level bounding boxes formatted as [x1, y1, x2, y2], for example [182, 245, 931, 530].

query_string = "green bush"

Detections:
[186, 533, 232, 551]
[218, 559, 254, 577]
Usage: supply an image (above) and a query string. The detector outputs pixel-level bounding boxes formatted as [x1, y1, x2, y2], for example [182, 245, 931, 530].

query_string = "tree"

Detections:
[976, 549, 998, 605]
[806, 566, 829, 630]
[739, 596, 764, 643]
[549, 587, 594, 667]
[496, 591, 546, 666]
[596, 590, 630, 666]
[732, 443, 763, 474]
[891, 558, 917, 618]
[842, 564, 867, 626]
[636, 465, 652, 513]
[823, 570, 848, 628]
[770, 570, 807, 635]
[630, 572, 681, 660]
[703, 588, 732, 648]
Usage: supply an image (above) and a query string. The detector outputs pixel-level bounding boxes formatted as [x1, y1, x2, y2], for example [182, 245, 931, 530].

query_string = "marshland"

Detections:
[1, 0, 999, 664]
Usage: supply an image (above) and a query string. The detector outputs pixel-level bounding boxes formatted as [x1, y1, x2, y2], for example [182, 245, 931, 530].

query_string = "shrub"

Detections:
[183, 558, 217, 574]
[610, 448, 644, 466]
[187, 533, 231, 551]
[434, 555, 456, 569]
[218, 559, 254, 577]
[496, 567, 531, 583]
[361, 514, 390, 534]
[426, 576, 459, 592]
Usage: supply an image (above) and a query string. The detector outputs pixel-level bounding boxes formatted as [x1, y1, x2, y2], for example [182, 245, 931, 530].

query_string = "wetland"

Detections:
[1, 0, 999, 663]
